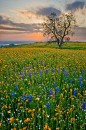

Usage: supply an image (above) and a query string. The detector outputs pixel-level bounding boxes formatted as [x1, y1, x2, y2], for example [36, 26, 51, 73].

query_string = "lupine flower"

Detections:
[53, 83, 56, 87]
[25, 67, 26, 71]
[85, 77, 86, 80]
[79, 75, 82, 82]
[82, 69, 84, 76]
[74, 88, 77, 96]
[46, 69, 48, 74]
[21, 72, 24, 79]
[29, 72, 32, 77]
[65, 79, 67, 81]
[80, 81, 83, 87]
[53, 68, 56, 72]
[39, 60, 41, 63]
[49, 89, 53, 95]
[0, 102, 1, 105]
[73, 71, 75, 75]
[44, 63, 46, 66]
[46, 103, 50, 108]
[70, 79, 72, 83]
[58, 69, 60, 73]
[12, 92, 15, 97]
[64, 71, 68, 76]
[23, 94, 26, 101]
[28, 95, 33, 102]
[62, 67, 64, 71]
[81, 102, 86, 111]
[15, 83, 18, 91]
[56, 87, 59, 93]
[40, 71, 42, 76]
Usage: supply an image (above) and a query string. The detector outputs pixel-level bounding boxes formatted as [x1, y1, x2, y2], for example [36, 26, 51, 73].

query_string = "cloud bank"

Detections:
[0, 15, 41, 34]
[66, 1, 85, 12]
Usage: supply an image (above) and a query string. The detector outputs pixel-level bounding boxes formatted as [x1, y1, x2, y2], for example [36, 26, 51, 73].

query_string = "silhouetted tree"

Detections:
[42, 12, 76, 49]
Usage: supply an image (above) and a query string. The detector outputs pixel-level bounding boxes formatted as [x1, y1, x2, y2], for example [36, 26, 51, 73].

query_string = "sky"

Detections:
[0, 0, 86, 41]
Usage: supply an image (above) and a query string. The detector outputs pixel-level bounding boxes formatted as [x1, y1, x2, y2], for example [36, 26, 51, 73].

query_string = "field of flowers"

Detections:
[0, 47, 86, 130]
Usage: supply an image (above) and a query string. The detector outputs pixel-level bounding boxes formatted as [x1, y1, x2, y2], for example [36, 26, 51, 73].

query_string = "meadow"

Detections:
[0, 46, 86, 130]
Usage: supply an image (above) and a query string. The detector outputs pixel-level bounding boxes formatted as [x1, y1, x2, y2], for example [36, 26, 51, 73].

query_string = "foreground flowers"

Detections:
[0, 47, 85, 130]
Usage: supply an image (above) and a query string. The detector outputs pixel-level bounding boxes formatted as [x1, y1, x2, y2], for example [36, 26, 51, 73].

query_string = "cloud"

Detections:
[0, 15, 42, 34]
[66, 1, 85, 12]
[76, 18, 85, 25]
[11, 6, 61, 19]
[75, 26, 86, 35]
[35, 7, 61, 17]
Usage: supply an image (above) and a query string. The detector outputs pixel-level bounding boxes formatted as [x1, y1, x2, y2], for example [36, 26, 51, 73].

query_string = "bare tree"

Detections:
[42, 12, 76, 49]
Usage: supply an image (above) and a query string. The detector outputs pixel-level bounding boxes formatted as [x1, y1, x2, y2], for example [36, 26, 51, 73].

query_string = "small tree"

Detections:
[42, 12, 76, 49]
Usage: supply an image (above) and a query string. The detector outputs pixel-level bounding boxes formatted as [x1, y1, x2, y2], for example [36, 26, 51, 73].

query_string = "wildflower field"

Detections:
[0, 47, 86, 130]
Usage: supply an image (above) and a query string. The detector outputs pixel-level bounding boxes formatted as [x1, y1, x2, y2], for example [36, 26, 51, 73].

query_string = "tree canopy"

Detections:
[42, 12, 76, 49]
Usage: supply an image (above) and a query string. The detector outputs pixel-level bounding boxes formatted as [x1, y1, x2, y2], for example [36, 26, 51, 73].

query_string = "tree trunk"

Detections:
[59, 44, 61, 49]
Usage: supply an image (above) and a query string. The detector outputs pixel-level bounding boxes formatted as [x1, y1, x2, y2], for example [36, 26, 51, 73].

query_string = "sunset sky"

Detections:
[0, 0, 86, 41]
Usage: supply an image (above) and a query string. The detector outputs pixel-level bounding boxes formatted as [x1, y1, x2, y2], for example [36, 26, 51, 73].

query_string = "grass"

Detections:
[0, 46, 86, 130]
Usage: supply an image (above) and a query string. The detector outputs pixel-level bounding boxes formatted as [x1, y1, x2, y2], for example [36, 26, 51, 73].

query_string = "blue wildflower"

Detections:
[23, 94, 26, 101]
[29, 72, 32, 77]
[62, 67, 64, 71]
[40, 71, 42, 76]
[28, 95, 33, 102]
[70, 79, 72, 83]
[64, 71, 68, 76]
[53, 83, 56, 87]
[56, 87, 59, 93]
[25, 67, 26, 71]
[82, 69, 84, 76]
[52, 69, 55, 72]
[39, 60, 41, 63]
[80, 81, 83, 87]
[46, 69, 48, 74]
[49, 89, 53, 95]
[46, 103, 50, 108]
[81, 102, 86, 111]
[74, 88, 77, 96]
[21, 72, 24, 79]
[0, 102, 1, 105]
[15, 83, 18, 91]
[85, 77, 86, 80]
[12, 92, 15, 97]
[81, 102, 85, 108]
[79, 75, 82, 82]
[65, 79, 67, 81]
[58, 69, 60, 73]
[73, 71, 75, 75]
[44, 63, 46, 66]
